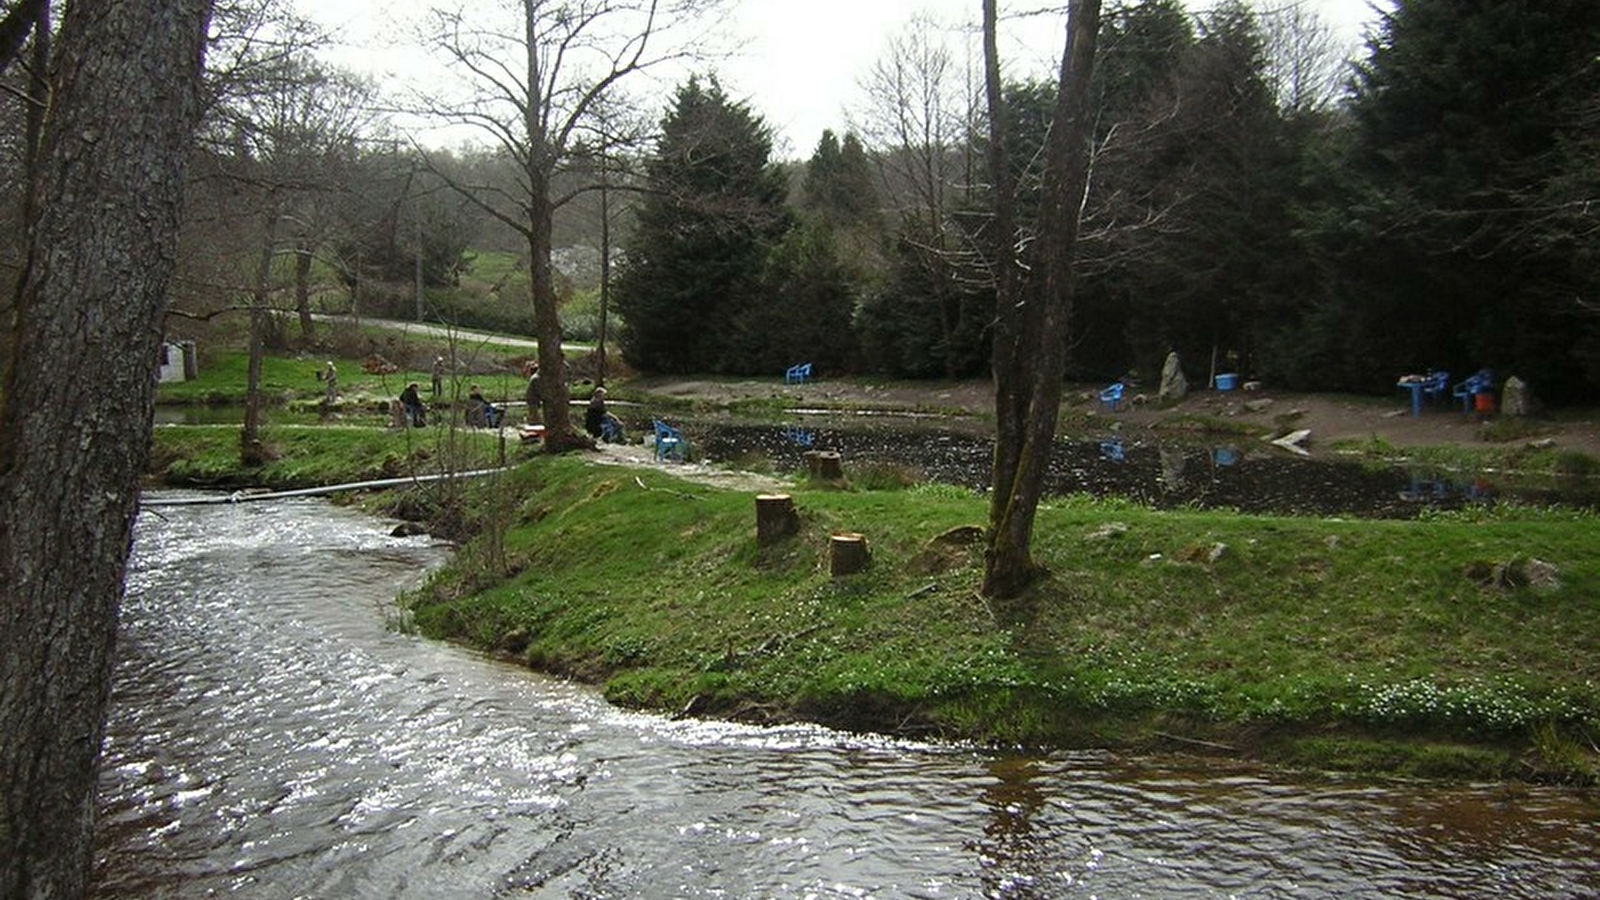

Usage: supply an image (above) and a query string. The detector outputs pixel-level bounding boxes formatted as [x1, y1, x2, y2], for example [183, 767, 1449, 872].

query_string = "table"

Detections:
[1397, 379, 1426, 417]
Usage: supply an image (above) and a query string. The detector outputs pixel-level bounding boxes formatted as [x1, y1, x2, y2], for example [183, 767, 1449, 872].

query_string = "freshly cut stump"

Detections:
[755, 493, 799, 546]
[804, 450, 844, 480]
[830, 532, 870, 577]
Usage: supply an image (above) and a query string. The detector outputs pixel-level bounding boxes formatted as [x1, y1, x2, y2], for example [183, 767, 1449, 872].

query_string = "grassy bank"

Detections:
[392, 454, 1598, 784]
[148, 424, 517, 490]
[156, 348, 537, 410]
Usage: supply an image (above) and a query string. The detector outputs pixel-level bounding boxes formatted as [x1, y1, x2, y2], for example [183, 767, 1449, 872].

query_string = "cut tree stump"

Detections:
[755, 493, 799, 546]
[829, 532, 870, 577]
[804, 450, 844, 480]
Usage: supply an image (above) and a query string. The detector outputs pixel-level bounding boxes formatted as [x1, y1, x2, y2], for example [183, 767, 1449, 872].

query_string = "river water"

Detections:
[93, 497, 1598, 899]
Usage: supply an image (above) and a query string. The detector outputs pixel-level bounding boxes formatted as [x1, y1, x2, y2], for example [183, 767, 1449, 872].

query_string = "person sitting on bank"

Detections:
[399, 382, 426, 427]
[584, 386, 623, 442]
[465, 384, 490, 427]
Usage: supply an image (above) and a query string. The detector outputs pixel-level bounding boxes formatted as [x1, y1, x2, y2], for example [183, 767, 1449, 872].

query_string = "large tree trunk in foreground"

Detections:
[0, 2, 212, 897]
[528, 190, 584, 451]
[984, 0, 1102, 599]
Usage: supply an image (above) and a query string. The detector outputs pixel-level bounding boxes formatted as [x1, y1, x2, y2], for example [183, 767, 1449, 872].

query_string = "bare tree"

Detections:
[0, 2, 213, 897]
[983, 0, 1103, 599]
[851, 14, 985, 377]
[853, 13, 972, 231]
[1259, 0, 1350, 114]
[416, 0, 725, 450]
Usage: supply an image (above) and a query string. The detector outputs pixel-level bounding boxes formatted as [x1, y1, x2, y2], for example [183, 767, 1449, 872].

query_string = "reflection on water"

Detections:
[689, 421, 1599, 518]
[94, 498, 1599, 899]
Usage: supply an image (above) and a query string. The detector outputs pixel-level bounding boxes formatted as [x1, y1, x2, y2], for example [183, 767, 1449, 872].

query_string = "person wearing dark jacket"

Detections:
[399, 382, 426, 427]
[584, 387, 623, 442]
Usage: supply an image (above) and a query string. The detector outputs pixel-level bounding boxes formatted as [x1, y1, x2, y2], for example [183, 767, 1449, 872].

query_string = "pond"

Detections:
[680, 419, 1600, 519]
[153, 402, 1600, 518]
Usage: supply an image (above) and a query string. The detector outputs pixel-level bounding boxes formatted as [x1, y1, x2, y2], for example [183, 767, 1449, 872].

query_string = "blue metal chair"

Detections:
[785, 362, 812, 385]
[1453, 369, 1493, 412]
[1098, 382, 1125, 412]
[1422, 370, 1451, 407]
[653, 419, 686, 462]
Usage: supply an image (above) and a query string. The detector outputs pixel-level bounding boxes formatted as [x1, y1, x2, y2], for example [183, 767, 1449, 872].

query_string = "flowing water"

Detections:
[94, 497, 1598, 899]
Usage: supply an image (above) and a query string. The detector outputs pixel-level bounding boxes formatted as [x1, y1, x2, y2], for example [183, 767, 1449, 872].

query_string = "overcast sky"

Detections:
[304, 0, 1383, 158]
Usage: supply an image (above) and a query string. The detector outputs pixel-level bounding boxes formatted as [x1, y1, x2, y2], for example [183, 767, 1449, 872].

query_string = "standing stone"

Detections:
[1159, 351, 1188, 403]
[1501, 376, 1535, 417]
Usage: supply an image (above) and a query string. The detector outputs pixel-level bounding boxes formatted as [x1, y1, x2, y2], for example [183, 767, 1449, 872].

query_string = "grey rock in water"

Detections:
[1158, 351, 1188, 403]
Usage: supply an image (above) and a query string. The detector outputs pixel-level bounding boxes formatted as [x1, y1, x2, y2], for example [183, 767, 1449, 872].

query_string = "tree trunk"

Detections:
[983, 0, 1103, 599]
[519, 7, 582, 453]
[0, 2, 212, 897]
[295, 239, 315, 341]
[528, 190, 583, 451]
[242, 202, 278, 466]
[596, 172, 611, 387]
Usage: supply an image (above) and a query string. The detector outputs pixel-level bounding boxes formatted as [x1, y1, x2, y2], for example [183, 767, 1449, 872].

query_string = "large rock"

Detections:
[1158, 351, 1188, 403]
[1501, 375, 1536, 417]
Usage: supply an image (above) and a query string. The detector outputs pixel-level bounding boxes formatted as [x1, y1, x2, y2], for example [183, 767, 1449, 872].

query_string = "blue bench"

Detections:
[785, 362, 812, 385]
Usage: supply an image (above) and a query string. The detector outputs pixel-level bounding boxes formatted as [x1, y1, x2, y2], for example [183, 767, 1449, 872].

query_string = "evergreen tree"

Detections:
[738, 222, 860, 374]
[800, 129, 879, 228]
[1065, 0, 1310, 383]
[1334, 0, 1600, 399]
[613, 77, 790, 374]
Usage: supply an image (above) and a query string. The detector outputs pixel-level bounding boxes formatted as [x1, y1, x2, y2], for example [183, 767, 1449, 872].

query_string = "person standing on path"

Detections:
[523, 362, 542, 424]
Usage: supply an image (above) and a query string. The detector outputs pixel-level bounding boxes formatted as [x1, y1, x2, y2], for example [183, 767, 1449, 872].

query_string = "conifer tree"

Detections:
[1337, 0, 1600, 398]
[613, 77, 790, 374]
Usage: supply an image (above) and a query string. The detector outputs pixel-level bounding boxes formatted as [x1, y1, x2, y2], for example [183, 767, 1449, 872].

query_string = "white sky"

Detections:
[303, 0, 1382, 159]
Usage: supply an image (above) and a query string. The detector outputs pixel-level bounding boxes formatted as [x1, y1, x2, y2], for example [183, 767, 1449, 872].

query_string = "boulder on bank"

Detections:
[1159, 352, 1188, 404]
[1501, 376, 1537, 418]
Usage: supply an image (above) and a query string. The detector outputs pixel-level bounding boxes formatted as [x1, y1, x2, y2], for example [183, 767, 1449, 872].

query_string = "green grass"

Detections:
[391, 454, 1600, 782]
[157, 349, 537, 409]
[149, 424, 515, 489]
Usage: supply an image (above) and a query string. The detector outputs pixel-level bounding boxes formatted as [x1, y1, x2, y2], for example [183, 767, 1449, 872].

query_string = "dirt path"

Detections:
[624, 376, 1600, 458]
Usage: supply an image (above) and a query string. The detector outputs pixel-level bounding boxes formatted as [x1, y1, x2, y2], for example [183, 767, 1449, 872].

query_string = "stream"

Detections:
[92, 496, 1598, 898]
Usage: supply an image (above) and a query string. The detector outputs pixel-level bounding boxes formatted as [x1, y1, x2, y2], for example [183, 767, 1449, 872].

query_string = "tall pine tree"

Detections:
[613, 77, 790, 374]
[1338, 0, 1600, 399]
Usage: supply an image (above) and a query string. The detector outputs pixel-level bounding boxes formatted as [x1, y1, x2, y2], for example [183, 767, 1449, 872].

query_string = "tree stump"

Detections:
[755, 493, 799, 546]
[830, 532, 870, 577]
[804, 450, 844, 480]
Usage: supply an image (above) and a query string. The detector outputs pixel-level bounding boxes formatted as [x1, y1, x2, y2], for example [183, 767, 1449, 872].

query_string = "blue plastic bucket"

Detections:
[1215, 372, 1238, 391]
